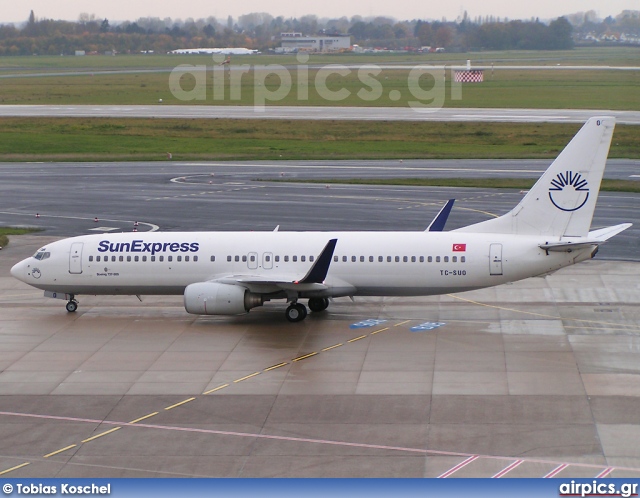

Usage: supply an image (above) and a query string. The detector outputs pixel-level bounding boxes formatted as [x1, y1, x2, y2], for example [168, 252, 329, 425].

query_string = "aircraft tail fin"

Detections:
[456, 117, 615, 237]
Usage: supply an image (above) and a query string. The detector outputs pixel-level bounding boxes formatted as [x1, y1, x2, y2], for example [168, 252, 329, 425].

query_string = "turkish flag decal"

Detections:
[452, 244, 466, 252]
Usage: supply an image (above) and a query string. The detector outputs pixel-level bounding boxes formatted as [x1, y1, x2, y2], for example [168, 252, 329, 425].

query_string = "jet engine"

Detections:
[184, 282, 264, 315]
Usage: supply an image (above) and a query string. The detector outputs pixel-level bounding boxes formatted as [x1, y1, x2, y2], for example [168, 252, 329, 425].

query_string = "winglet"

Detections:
[426, 199, 455, 232]
[297, 239, 338, 284]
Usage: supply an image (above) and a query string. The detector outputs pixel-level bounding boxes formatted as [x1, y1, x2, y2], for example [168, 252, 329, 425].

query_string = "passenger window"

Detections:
[301, 256, 305, 262]
[185, 256, 190, 262]
[378, 256, 383, 262]
[177, 256, 182, 262]
[436, 256, 441, 262]
[310, 256, 314, 262]
[127, 256, 131, 262]
[159, 256, 164, 262]
[227, 256, 232, 262]
[285, 256, 289, 262]
[293, 256, 297, 262]
[275, 256, 280, 262]
[395, 256, 400, 262]
[334, 256, 338, 262]
[420, 256, 424, 263]
[134, 256, 139, 262]
[96, 256, 101, 262]
[387, 256, 391, 262]
[352, 256, 356, 262]
[343, 256, 347, 262]
[428, 256, 433, 262]
[452, 256, 457, 262]
[151, 256, 156, 262]
[168, 256, 172, 262]
[210, 256, 215, 262]
[235, 255, 240, 262]
[193, 256, 198, 262]
[461, 256, 466, 263]
[369, 256, 374, 262]
[89, 256, 94, 262]
[119, 256, 124, 262]
[403, 256, 408, 262]
[411, 256, 416, 262]
[242, 255, 247, 262]
[266, 255, 271, 262]
[112, 256, 116, 262]
[142, 256, 147, 262]
[444, 256, 449, 262]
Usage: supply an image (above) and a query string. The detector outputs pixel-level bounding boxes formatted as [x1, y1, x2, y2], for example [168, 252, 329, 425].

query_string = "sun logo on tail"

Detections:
[548, 171, 590, 212]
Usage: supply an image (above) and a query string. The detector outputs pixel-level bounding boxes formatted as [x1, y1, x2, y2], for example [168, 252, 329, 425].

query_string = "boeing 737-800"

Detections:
[10, 117, 631, 322]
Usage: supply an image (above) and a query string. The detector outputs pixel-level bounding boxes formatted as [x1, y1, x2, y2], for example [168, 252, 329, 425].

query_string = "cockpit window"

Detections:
[33, 251, 51, 261]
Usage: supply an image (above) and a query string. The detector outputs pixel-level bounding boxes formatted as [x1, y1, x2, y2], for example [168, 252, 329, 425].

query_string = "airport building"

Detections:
[278, 32, 351, 52]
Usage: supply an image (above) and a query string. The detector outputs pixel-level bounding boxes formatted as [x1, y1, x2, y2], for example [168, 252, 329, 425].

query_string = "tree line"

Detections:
[0, 9, 635, 56]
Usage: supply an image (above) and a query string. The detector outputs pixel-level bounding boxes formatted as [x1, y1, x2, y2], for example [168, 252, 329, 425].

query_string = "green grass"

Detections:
[272, 178, 640, 193]
[0, 118, 637, 161]
[1, 68, 637, 110]
[1, 47, 638, 71]
[0, 47, 637, 109]
[0, 227, 42, 248]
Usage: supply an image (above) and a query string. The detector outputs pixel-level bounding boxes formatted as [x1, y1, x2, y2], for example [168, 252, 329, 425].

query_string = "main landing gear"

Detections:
[66, 295, 78, 313]
[308, 297, 329, 312]
[285, 298, 330, 322]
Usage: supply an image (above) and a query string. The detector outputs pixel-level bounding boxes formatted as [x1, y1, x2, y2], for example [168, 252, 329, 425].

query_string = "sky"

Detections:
[3, 0, 639, 24]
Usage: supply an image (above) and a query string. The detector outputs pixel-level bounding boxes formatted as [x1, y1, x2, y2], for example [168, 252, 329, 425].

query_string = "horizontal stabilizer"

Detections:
[539, 223, 632, 252]
[588, 223, 632, 241]
[426, 199, 455, 232]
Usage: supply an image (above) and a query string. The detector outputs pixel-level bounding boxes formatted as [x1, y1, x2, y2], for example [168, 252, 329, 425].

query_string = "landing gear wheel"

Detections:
[285, 303, 308, 322]
[66, 300, 78, 313]
[308, 297, 329, 312]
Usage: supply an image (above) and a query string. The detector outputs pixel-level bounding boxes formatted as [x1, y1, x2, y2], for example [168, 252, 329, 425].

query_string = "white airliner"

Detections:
[10, 117, 631, 322]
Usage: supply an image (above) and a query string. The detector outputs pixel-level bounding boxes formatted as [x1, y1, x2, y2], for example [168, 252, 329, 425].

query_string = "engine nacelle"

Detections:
[184, 282, 263, 315]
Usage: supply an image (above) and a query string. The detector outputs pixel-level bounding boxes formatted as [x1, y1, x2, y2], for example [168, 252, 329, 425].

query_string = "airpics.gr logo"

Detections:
[548, 171, 590, 212]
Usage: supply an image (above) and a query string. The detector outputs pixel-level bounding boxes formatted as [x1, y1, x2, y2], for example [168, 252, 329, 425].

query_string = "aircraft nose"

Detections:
[10, 260, 26, 281]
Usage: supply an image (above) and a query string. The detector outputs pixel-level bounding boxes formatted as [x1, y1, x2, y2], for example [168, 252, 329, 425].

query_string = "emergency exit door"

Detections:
[489, 243, 503, 276]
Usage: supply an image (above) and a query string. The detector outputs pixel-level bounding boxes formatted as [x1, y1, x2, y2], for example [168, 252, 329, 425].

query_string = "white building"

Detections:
[279, 33, 351, 52]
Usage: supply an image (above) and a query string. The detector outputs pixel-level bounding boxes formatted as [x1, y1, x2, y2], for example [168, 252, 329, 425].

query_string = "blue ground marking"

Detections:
[350, 319, 387, 329]
[410, 322, 446, 332]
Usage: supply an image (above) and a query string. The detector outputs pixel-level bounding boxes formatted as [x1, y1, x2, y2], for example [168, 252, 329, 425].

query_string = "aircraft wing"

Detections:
[208, 238, 338, 293]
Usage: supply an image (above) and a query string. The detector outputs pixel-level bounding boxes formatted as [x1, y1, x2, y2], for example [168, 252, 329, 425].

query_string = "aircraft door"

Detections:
[69, 242, 83, 274]
[489, 243, 503, 276]
[247, 252, 258, 270]
[263, 252, 273, 270]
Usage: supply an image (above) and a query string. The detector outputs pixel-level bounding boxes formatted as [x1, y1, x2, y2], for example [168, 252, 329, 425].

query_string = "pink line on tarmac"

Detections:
[492, 459, 524, 478]
[544, 463, 569, 478]
[1, 411, 639, 475]
[596, 467, 614, 478]
[438, 455, 479, 478]
[0, 411, 438, 456]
